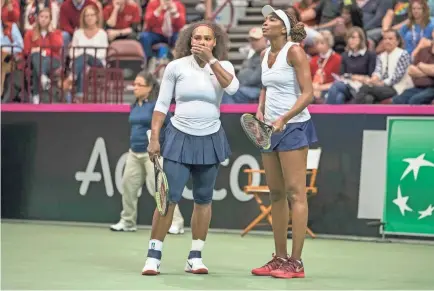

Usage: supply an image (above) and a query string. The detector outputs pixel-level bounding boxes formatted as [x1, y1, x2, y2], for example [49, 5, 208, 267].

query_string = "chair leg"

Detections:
[241, 206, 272, 237]
[306, 227, 316, 238]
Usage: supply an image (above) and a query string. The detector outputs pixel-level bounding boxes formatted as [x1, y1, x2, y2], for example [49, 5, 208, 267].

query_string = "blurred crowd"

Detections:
[226, 0, 434, 105]
[1, 0, 434, 105]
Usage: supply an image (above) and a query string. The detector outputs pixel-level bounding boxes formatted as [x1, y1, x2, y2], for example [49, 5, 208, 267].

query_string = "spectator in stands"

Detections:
[24, 0, 60, 31]
[69, 4, 108, 101]
[103, 0, 140, 42]
[327, 27, 376, 104]
[139, 0, 186, 61]
[371, 0, 411, 50]
[24, 8, 63, 104]
[1, 0, 20, 24]
[301, 0, 343, 30]
[221, 27, 266, 104]
[286, 5, 320, 48]
[1, 20, 23, 99]
[310, 30, 342, 101]
[392, 30, 434, 104]
[294, 0, 319, 27]
[353, 29, 413, 103]
[399, 0, 434, 56]
[359, 0, 393, 38]
[59, 0, 100, 48]
[333, 3, 364, 52]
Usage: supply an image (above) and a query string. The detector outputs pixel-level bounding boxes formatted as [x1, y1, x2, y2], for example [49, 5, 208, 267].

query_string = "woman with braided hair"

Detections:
[251, 5, 317, 279]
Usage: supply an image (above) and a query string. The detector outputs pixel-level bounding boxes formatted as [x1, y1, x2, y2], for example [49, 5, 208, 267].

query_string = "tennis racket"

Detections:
[240, 113, 285, 150]
[153, 155, 169, 216]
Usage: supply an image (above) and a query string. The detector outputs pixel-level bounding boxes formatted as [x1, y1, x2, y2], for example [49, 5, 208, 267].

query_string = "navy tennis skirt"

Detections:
[262, 119, 318, 153]
[161, 121, 231, 165]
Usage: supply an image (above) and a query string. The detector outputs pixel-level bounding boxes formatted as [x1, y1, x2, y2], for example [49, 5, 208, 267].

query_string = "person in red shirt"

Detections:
[139, 0, 186, 60]
[1, 0, 20, 24]
[103, 0, 140, 42]
[309, 30, 342, 102]
[59, 0, 100, 48]
[23, 8, 63, 103]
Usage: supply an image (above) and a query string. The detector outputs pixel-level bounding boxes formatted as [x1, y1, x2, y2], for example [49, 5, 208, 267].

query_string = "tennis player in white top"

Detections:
[142, 21, 239, 276]
[251, 5, 318, 279]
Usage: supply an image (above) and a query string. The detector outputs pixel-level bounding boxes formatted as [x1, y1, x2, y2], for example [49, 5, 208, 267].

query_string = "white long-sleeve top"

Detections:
[154, 55, 239, 136]
[69, 29, 108, 64]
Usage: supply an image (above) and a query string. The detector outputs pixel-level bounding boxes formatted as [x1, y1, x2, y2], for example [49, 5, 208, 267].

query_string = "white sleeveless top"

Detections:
[262, 41, 311, 124]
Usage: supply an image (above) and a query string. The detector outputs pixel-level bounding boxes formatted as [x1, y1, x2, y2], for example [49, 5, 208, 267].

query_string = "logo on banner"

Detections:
[393, 153, 434, 220]
[74, 137, 260, 202]
[384, 117, 434, 235]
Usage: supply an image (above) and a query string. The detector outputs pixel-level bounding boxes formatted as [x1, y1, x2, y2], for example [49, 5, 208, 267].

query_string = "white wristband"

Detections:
[208, 58, 218, 65]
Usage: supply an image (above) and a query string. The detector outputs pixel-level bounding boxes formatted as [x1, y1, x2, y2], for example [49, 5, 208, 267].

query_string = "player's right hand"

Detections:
[256, 110, 264, 122]
[147, 140, 161, 160]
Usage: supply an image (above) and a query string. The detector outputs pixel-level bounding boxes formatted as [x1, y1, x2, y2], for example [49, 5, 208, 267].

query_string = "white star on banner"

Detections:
[393, 186, 413, 216]
[418, 205, 434, 220]
[401, 154, 434, 181]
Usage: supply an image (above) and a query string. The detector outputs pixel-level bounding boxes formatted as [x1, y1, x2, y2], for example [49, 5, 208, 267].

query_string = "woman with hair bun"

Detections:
[251, 5, 317, 279]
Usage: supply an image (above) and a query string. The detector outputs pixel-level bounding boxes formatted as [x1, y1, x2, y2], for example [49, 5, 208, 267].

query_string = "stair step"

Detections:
[246, 7, 263, 15]
[228, 25, 258, 33]
[229, 33, 250, 42]
[229, 42, 247, 49]
[238, 16, 264, 25]
[228, 52, 245, 60]
[181, 0, 199, 5]
[251, 0, 292, 8]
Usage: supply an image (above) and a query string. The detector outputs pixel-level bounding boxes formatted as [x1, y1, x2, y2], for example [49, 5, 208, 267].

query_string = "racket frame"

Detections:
[153, 155, 169, 216]
[240, 113, 274, 150]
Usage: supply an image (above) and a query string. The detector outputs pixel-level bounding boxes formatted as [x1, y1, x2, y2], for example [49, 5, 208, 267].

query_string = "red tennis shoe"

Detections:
[270, 257, 305, 279]
[251, 254, 286, 276]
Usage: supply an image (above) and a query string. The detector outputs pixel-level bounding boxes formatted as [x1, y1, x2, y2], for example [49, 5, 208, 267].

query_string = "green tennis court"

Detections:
[2, 221, 434, 290]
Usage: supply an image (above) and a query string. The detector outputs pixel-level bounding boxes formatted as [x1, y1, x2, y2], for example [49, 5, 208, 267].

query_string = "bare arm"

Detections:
[382, 9, 395, 31]
[281, 46, 313, 123]
[300, 8, 316, 23]
[150, 111, 167, 142]
[106, 6, 120, 28]
[418, 63, 434, 77]
[408, 64, 427, 78]
[257, 49, 267, 115]
[210, 61, 239, 93]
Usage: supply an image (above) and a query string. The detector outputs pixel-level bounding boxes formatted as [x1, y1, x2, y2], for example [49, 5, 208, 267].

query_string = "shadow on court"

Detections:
[1, 222, 434, 290]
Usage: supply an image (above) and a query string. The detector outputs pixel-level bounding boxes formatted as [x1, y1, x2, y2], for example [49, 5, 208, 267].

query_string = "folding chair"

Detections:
[241, 148, 322, 238]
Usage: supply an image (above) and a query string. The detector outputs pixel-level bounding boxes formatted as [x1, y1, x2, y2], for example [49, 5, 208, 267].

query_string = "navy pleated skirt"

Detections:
[262, 119, 318, 153]
[161, 122, 231, 165]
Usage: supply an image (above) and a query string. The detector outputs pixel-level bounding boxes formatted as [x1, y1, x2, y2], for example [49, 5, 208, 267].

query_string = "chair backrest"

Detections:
[107, 40, 146, 61]
[307, 148, 321, 170]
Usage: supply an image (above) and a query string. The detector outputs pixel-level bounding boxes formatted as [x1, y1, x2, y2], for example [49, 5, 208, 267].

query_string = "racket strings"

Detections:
[242, 116, 272, 148]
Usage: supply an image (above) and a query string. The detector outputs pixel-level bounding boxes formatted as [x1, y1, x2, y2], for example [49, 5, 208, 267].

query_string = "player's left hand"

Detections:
[272, 117, 286, 133]
[191, 44, 213, 63]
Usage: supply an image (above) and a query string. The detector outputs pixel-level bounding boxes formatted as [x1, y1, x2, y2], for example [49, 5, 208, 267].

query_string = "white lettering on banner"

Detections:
[230, 155, 259, 202]
[75, 137, 114, 196]
[76, 137, 260, 202]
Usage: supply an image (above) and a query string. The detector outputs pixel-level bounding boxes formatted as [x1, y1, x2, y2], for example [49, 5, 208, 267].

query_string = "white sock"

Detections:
[149, 239, 163, 252]
[191, 239, 205, 251]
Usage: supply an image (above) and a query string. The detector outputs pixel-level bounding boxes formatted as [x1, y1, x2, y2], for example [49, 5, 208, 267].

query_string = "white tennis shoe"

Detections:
[142, 258, 161, 275]
[185, 258, 209, 274]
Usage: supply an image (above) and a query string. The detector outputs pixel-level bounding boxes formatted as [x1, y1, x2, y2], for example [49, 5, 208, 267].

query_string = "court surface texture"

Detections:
[2, 221, 434, 290]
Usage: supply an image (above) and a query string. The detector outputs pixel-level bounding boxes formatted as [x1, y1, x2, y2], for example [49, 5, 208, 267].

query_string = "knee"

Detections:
[285, 185, 306, 203]
[139, 32, 152, 43]
[193, 188, 213, 205]
[269, 189, 286, 202]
